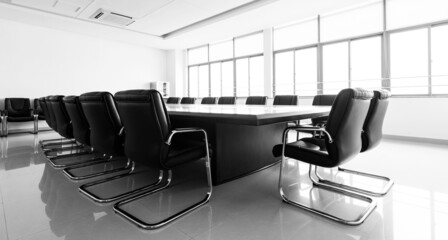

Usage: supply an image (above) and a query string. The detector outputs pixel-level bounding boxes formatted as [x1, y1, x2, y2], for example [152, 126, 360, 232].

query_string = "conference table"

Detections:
[167, 104, 331, 185]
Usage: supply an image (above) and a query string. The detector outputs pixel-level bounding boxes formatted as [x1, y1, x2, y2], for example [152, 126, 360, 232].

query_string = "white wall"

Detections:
[0, 18, 167, 102]
[383, 98, 448, 141]
[166, 50, 186, 98]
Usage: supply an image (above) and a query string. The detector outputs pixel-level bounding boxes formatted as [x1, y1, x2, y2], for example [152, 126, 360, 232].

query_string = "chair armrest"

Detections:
[283, 126, 333, 143]
[166, 128, 208, 145]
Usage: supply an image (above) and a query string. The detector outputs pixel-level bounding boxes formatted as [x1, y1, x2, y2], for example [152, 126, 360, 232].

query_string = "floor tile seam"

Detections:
[1, 203, 10, 240]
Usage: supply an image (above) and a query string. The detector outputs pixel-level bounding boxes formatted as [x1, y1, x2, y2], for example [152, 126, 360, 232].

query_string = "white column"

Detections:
[263, 28, 273, 98]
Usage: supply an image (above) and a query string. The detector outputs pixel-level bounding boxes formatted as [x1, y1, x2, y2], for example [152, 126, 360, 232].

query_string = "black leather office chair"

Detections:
[39, 96, 76, 148]
[180, 97, 196, 104]
[45, 96, 110, 168]
[245, 96, 267, 105]
[111, 89, 211, 229]
[2, 98, 37, 136]
[34, 98, 45, 120]
[302, 90, 394, 196]
[272, 88, 376, 225]
[273, 95, 298, 105]
[201, 97, 217, 104]
[166, 97, 181, 104]
[62, 92, 132, 181]
[43, 95, 86, 157]
[218, 97, 236, 105]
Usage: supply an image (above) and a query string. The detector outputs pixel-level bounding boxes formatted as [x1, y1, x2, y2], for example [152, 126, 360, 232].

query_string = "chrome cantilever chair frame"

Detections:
[1, 110, 39, 136]
[278, 126, 377, 226]
[48, 151, 111, 168]
[315, 166, 394, 197]
[113, 128, 212, 230]
[63, 157, 134, 181]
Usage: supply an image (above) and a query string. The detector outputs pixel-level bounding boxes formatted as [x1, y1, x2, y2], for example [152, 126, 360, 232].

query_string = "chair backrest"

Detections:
[48, 95, 73, 139]
[79, 92, 123, 155]
[5, 98, 31, 117]
[44, 96, 57, 130]
[180, 97, 196, 104]
[324, 88, 373, 166]
[311, 94, 337, 125]
[273, 95, 298, 105]
[115, 90, 171, 169]
[312, 94, 336, 106]
[218, 97, 236, 105]
[166, 97, 180, 104]
[361, 90, 391, 152]
[63, 96, 90, 145]
[201, 97, 217, 104]
[39, 97, 51, 126]
[246, 96, 267, 105]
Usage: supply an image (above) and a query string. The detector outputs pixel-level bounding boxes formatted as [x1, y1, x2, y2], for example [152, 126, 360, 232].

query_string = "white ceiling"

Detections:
[0, 0, 373, 49]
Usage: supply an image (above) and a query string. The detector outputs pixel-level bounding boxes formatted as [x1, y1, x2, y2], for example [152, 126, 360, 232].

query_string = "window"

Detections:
[198, 65, 209, 97]
[431, 24, 448, 94]
[249, 56, 264, 96]
[350, 36, 382, 89]
[210, 63, 221, 96]
[236, 59, 249, 97]
[235, 32, 263, 57]
[209, 40, 233, 62]
[322, 42, 349, 94]
[187, 32, 264, 98]
[390, 29, 429, 94]
[188, 46, 208, 65]
[387, 0, 448, 30]
[321, 1, 383, 42]
[188, 66, 199, 97]
[295, 48, 318, 96]
[274, 51, 294, 95]
[274, 18, 318, 50]
[221, 61, 234, 96]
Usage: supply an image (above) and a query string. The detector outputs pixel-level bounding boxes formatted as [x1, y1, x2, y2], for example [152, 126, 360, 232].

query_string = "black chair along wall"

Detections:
[2, 98, 37, 136]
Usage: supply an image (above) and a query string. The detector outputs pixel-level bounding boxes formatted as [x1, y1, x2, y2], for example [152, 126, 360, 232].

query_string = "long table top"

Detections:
[166, 105, 331, 126]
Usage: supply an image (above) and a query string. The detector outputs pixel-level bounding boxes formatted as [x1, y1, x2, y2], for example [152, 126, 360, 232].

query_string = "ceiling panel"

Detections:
[128, 1, 211, 36]
[87, 0, 174, 19]
[182, 0, 254, 12]
[12, 0, 92, 17]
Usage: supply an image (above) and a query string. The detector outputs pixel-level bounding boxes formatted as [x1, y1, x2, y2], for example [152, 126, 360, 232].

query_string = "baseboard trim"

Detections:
[383, 134, 448, 145]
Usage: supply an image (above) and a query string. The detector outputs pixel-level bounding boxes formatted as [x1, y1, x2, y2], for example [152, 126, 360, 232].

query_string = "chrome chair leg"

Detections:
[278, 156, 376, 226]
[113, 133, 213, 230]
[63, 158, 134, 180]
[33, 114, 38, 134]
[3, 117, 8, 137]
[79, 168, 165, 203]
[314, 166, 394, 197]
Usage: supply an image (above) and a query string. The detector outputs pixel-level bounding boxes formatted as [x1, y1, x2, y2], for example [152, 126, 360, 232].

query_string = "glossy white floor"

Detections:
[0, 131, 447, 240]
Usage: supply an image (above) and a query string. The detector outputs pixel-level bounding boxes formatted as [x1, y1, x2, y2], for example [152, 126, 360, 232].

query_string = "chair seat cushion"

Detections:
[272, 140, 339, 168]
[272, 140, 321, 157]
[164, 141, 206, 169]
[7, 116, 34, 122]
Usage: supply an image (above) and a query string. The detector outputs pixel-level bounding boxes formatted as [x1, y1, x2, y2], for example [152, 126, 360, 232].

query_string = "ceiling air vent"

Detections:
[91, 9, 135, 26]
